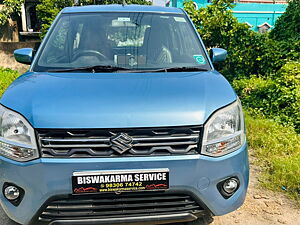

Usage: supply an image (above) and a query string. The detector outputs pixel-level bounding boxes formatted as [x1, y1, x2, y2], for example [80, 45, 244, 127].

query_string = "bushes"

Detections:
[184, 0, 300, 132]
[246, 113, 300, 202]
[232, 76, 276, 113]
[273, 62, 300, 131]
[270, 0, 300, 41]
[0, 67, 20, 96]
[233, 62, 300, 132]
[184, 0, 241, 48]
[184, 0, 300, 80]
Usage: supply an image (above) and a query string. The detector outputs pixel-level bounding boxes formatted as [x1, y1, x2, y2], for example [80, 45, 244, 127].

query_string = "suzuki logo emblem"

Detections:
[110, 133, 133, 154]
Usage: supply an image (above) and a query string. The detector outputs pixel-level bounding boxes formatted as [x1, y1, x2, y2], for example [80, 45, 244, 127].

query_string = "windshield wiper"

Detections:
[48, 66, 209, 73]
[47, 65, 130, 73]
[161, 66, 209, 72]
[119, 66, 209, 73]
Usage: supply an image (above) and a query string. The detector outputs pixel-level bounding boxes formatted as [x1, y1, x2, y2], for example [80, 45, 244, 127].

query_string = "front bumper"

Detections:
[0, 143, 249, 225]
[46, 213, 199, 225]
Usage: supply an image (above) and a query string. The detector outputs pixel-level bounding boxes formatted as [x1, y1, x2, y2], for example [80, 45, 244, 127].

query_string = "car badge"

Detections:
[110, 133, 133, 154]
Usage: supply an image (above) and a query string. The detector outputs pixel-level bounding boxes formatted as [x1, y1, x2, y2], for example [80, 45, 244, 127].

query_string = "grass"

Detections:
[0, 67, 299, 202]
[0, 67, 20, 96]
[246, 112, 300, 203]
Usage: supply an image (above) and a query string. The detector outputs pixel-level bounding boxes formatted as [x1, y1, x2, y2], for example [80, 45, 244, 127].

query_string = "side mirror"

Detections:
[14, 48, 33, 65]
[210, 48, 227, 63]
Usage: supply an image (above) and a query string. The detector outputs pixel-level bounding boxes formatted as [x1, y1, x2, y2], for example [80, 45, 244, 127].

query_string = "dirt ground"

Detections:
[0, 50, 29, 73]
[0, 42, 35, 73]
[212, 162, 300, 225]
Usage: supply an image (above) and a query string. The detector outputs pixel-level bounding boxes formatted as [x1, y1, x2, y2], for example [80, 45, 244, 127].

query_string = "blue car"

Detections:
[0, 4, 249, 225]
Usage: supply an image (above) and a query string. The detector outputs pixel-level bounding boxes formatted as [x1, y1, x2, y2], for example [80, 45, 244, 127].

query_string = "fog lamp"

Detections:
[4, 185, 20, 201]
[217, 177, 240, 199]
[223, 178, 239, 194]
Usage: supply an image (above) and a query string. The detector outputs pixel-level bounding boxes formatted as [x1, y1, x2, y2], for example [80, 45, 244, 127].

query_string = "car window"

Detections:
[39, 17, 70, 65]
[108, 20, 149, 47]
[33, 12, 211, 72]
[176, 19, 200, 55]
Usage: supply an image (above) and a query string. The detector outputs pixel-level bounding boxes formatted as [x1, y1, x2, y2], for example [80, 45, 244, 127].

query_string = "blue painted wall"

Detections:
[171, 1, 287, 32]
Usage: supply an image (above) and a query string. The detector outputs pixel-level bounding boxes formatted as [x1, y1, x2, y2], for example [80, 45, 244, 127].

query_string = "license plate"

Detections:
[72, 169, 169, 194]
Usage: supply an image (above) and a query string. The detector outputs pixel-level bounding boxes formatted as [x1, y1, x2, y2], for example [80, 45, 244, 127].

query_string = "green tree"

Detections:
[0, 0, 24, 26]
[270, 0, 300, 41]
[184, 0, 243, 48]
[184, 0, 300, 132]
[37, 0, 151, 39]
[36, 0, 73, 39]
[183, 0, 299, 80]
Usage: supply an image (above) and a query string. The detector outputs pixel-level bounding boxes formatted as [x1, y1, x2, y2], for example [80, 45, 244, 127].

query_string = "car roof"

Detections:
[62, 4, 184, 14]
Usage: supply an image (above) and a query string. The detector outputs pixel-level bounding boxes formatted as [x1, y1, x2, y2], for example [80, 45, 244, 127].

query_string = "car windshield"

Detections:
[33, 12, 211, 72]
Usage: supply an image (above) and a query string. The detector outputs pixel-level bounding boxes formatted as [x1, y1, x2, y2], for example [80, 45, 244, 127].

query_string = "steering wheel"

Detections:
[72, 50, 108, 61]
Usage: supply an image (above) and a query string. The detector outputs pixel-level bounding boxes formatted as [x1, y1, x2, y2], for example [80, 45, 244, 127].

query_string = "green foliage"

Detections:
[246, 112, 300, 202]
[0, 67, 20, 96]
[36, 0, 73, 39]
[233, 62, 300, 132]
[183, 0, 300, 80]
[79, 0, 151, 4]
[233, 76, 276, 114]
[0, 0, 24, 26]
[184, 0, 300, 134]
[184, 0, 241, 48]
[36, 0, 151, 39]
[270, 0, 300, 41]
[96, 0, 151, 4]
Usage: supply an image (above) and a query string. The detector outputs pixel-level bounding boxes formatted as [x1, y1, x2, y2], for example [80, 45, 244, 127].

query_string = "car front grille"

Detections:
[36, 126, 202, 158]
[38, 192, 205, 223]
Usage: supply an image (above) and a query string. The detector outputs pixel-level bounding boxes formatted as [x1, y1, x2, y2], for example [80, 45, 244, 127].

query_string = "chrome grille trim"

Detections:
[37, 126, 202, 158]
[41, 135, 199, 143]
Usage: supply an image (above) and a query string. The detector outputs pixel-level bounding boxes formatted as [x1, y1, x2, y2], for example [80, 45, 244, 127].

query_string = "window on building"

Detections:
[258, 22, 272, 34]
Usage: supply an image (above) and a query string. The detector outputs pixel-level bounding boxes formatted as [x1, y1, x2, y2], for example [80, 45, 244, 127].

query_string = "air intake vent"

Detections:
[39, 192, 205, 223]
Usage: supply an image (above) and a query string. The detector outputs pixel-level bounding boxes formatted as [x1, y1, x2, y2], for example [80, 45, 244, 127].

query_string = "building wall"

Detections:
[174, 0, 287, 3]
[172, 1, 287, 32]
[232, 3, 287, 31]
[239, 0, 287, 3]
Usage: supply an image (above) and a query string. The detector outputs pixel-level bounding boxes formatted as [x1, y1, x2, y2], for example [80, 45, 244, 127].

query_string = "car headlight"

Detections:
[0, 105, 38, 162]
[202, 100, 245, 157]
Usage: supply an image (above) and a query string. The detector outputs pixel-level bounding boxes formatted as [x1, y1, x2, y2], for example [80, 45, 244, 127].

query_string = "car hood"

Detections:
[0, 71, 236, 128]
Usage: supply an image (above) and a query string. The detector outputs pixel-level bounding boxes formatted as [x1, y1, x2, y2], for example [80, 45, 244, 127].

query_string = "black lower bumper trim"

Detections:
[49, 213, 198, 225]
[29, 190, 212, 225]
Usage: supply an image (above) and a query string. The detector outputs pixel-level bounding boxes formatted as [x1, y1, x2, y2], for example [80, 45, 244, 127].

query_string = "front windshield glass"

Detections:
[33, 12, 211, 72]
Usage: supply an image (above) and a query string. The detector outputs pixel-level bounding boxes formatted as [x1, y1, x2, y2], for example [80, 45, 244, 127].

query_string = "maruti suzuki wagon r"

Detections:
[0, 4, 249, 225]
